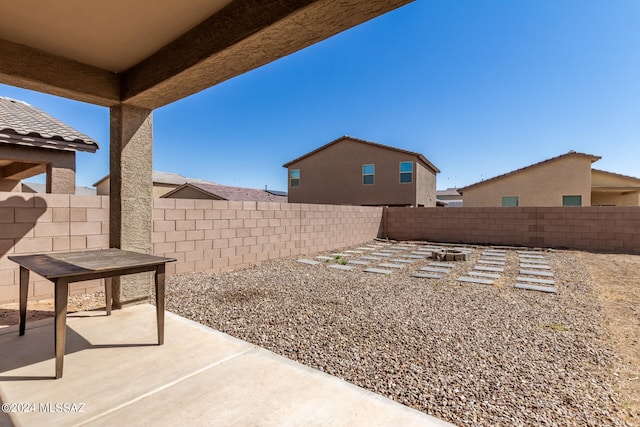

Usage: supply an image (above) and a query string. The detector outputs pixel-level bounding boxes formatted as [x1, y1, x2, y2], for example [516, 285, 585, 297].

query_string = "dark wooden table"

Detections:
[8, 248, 176, 379]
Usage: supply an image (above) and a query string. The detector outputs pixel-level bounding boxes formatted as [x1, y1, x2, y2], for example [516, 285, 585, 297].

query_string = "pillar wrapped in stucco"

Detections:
[109, 104, 153, 307]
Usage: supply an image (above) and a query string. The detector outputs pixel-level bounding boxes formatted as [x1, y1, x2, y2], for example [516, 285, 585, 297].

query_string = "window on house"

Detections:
[290, 169, 300, 188]
[363, 164, 375, 185]
[400, 161, 413, 183]
[562, 195, 582, 206]
[502, 196, 519, 207]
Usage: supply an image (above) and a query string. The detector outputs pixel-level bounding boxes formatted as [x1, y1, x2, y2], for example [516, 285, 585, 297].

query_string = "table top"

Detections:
[8, 248, 176, 280]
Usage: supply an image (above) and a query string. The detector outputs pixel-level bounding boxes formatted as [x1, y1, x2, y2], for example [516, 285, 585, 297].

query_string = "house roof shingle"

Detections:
[282, 135, 440, 174]
[0, 97, 98, 152]
[162, 182, 288, 203]
[457, 151, 601, 194]
[92, 171, 218, 187]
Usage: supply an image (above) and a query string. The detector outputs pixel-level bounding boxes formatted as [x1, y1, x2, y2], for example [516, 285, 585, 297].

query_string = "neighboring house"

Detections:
[0, 97, 98, 193]
[162, 182, 287, 202]
[93, 171, 219, 198]
[21, 182, 97, 196]
[458, 151, 640, 207]
[436, 187, 463, 207]
[283, 136, 440, 207]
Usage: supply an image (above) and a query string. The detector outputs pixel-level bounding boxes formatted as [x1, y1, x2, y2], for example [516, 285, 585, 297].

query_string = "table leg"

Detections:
[155, 264, 165, 345]
[54, 279, 69, 379]
[105, 277, 112, 316]
[19, 267, 29, 336]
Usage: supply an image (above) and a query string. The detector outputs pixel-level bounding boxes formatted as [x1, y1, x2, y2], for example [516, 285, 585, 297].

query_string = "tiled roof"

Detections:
[0, 97, 98, 152]
[436, 187, 462, 197]
[457, 151, 601, 194]
[93, 171, 218, 187]
[21, 182, 97, 195]
[283, 135, 440, 174]
[162, 182, 288, 202]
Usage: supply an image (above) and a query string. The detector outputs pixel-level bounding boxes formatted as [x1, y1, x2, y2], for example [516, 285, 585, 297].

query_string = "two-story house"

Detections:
[283, 136, 439, 207]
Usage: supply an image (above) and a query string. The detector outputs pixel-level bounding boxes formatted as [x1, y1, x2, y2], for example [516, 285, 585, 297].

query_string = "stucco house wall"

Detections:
[285, 136, 438, 207]
[591, 169, 640, 206]
[461, 153, 596, 207]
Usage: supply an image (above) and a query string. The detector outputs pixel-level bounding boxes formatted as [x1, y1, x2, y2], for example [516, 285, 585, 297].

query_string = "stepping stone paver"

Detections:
[390, 259, 414, 264]
[468, 271, 500, 279]
[401, 255, 425, 259]
[519, 259, 547, 265]
[411, 273, 444, 279]
[478, 260, 505, 266]
[329, 264, 354, 271]
[420, 267, 451, 274]
[514, 283, 558, 294]
[411, 251, 431, 256]
[361, 256, 382, 261]
[516, 276, 556, 285]
[371, 252, 392, 257]
[519, 269, 554, 277]
[520, 263, 551, 270]
[344, 250, 363, 254]
[331, 253, 351, 257]
[457, 276, 494, 285]
[357, 247, 376, 251]
[429, 262, 455, 268]
[364, 268, 393, 275]
[379, 263, 404, 269]
[474, 266, 504, 272]
[315, 256, 333, 261]
[519, 254, 544, 259]
[347, 260, 369, 265]
[297, 259, 320, 265]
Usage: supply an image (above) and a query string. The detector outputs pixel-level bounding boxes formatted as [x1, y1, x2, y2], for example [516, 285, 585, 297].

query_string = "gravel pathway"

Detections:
[165, 241, 625, 426]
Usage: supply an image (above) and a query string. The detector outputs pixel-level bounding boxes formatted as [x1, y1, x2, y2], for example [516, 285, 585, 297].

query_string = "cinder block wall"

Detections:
[384, 207, 640, 253]
[152, 199, 384, 275]
[0, 194, 383, 303]
[0, 192, 109, 303]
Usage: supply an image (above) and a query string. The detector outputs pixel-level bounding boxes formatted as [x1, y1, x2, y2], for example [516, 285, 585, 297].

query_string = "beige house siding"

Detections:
[462, 155, 594, 207]
[286, 137, 438, 206]
[95, 176, 180, 198]
[591, 169, 640, 206]
[416, 162, 436, 207]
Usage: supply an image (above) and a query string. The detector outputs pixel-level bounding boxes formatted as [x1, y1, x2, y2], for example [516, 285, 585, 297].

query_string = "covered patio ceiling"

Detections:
[0, 0, 412, 109]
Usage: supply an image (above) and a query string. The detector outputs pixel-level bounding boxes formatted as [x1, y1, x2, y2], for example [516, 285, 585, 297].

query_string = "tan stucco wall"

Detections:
[287, 139, 436, 206]
[0, 179, 21, 192]
[592, 191, 639, 206]
[415, 163, 437, 206]
[0, 145, 76, 194]
[462, 156, 593, 207]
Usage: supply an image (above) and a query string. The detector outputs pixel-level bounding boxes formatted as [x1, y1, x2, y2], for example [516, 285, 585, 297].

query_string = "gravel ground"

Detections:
[165, 241, 626, 427]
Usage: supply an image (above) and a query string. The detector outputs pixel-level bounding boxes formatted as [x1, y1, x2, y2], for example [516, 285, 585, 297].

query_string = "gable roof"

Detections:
[162, 182, 287, 203]
[437, 187, 462, 197]
[457, 151, 601, 194]
[592, 168, 640, 183]
[93, 170, 218, 187]
[282, 135, 440, 174]
[0, 97, 98, 152]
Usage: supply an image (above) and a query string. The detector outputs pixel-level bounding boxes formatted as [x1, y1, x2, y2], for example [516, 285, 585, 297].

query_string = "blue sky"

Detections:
[2, 0, 639, 191]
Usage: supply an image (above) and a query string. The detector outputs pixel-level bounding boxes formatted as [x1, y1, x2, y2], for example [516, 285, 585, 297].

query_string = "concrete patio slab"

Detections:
[0, 305, 451, 426]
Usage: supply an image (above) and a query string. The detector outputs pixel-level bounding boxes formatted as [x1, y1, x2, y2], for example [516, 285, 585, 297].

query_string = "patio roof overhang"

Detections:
[0, 0, 412, 110]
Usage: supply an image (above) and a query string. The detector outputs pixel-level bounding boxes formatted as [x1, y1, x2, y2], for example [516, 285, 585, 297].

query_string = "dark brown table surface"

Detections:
[9, 248, 176, 379]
